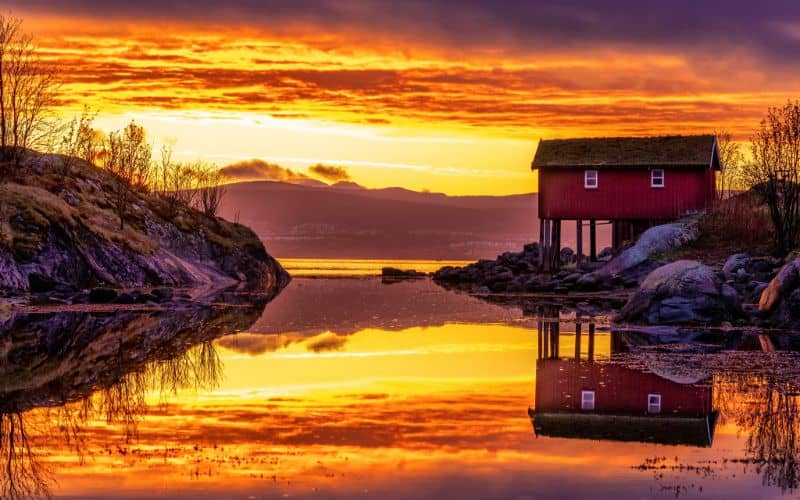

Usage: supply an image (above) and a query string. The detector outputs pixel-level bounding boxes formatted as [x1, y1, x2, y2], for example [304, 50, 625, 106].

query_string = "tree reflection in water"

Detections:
[0, 412, 50, 499]
[0, 338, 222, 499]
[546, 319, 800, 494]
[0, 295, 268, 499]
[618, 339, 800, 494]
[714, 360, 800, 493]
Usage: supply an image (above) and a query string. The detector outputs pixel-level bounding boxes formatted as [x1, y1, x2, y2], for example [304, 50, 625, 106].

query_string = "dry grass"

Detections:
[681, 192, 775, 263]
[0, 152, 261, 261]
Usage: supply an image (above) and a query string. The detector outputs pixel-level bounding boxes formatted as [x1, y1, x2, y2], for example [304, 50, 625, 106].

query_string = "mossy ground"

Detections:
[0, 153, 258, 260]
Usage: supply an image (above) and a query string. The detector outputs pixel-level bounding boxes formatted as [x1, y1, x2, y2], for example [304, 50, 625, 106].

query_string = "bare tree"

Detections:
[174, 161, 202, 207]
[154, 144, 174, 197]
[105, 122, 152, 230]
[715, 130, 745, 201]
[76, 117, 106, 167]
[194, 162, 226, 217]
[0, 14, 59, 166]
[743, 101, 800, 254]
[56, 107, 96, 178]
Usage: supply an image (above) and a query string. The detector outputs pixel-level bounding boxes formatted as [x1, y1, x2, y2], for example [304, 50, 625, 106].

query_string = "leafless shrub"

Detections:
[104, 121, 152, 230]
[194, 162, 226, 217]
[715, 130, 745, 201]
[0, 412, 52, 500]
[0, 14, 60, 167]
[742, 101, 800, 254]
[55, 107, 96, 178]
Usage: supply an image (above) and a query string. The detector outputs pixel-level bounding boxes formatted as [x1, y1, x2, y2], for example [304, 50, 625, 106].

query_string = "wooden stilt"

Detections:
[552, 319, 560, 359]
[574, 322, 581, 360]
[552, 219, 562, 270]
[538, 218, 544, 268]
[610, 220, 617, 251]
[576, 219, 583, 269]
[589, 219, 597, 261]
[542, 219, 551, 272]
[588, 323, 595, 362]
[537, 321, 543, 360]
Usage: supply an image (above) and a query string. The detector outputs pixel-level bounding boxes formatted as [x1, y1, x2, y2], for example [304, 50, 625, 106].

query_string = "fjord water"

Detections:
[1, 274, 799, 499]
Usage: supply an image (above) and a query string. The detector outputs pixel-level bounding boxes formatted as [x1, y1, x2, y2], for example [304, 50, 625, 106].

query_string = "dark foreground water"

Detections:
[1, 277, 799, 499]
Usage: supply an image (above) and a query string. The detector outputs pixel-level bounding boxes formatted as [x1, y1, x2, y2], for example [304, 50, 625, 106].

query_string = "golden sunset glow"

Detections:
[26, 323, 755, 498]
[11, 3, 800, 194]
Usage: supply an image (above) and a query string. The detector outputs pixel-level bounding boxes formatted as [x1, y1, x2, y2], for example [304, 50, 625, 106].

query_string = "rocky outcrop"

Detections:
[382, 267, 426, 279]
[579, 219, 699, 287]
[434, 243, 541, 292]
[618, 260, 741, 324]
[757, 258, 800, 327]
[0, 153, 290, 294]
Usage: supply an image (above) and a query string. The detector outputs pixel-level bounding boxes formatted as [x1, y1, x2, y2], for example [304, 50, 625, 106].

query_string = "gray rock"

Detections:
[89, 287, 118, 303]
[115, 292, 136, 304]
[577, 219, 699, 289]
[598, 247, 614, 261]
[151, 287, 174, 301]
[722, 253, 749, 280]
[618, 260, 741, 325]
[60, 189, 80, 207]
[382, 267, 425, 279]
[560, 247, 574, 264]
[758, 259, 800, 312]
[598, 219, 699, 278]
[575, 273, 601, 291]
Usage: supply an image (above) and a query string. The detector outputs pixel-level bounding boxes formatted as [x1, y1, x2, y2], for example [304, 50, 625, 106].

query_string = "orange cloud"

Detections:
[219, 159, 311, 182]
[308, 163, 351, 182]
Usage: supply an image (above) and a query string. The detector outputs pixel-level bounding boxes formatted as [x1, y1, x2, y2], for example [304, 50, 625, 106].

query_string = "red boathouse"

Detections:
[529, 318, 717, 447]
[531, 135, 721, 270]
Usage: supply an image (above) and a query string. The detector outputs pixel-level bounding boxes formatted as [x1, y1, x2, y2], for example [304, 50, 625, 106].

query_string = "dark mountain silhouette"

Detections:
[218, 181, 605, 259]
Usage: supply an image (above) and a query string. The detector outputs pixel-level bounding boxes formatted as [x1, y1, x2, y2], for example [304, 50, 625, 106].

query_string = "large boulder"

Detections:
[722, 253, 750, 281]
[600, 219, 699, 277]
[758, 259, 800, 326]
[758, 259, 800, 312]
[618, 260, 741, 324]
[578, 219, 699, 290]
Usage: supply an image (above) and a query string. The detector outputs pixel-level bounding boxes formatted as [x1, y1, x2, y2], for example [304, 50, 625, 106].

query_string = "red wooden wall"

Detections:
[538, 167, 716, 220]
[534, 359, 713, 417]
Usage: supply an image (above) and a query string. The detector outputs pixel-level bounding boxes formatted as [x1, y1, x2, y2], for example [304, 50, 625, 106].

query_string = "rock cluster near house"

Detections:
[617, 260, 742, 324]
[433, 219, 701, 296]
[432, 215, 800, 328]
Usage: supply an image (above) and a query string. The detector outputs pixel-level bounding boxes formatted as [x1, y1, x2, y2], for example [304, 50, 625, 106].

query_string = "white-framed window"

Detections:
[581, 390, 596, 410]
[651, 169, 665, 188]
[584, 170, 598, 189]
[647, 393, 662, 414]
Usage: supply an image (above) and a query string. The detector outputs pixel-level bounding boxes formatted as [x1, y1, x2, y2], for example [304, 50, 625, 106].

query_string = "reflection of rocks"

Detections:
[0, 299, 269, 413]
[618, 261, 742, 325]
[0, 295, 275, 499]
[241, 278, 522, 339]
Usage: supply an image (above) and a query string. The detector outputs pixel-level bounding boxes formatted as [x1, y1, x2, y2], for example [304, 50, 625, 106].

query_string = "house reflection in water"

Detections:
[529, 316, 718, 447]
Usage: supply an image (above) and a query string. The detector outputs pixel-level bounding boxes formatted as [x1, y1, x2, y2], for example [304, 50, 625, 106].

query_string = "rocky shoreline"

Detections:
[431, 218, 799, 329]
[0, 152, 290, 299]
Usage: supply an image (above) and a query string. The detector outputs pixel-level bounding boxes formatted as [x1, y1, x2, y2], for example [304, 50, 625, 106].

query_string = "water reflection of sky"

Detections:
[1, 278, 799, 499]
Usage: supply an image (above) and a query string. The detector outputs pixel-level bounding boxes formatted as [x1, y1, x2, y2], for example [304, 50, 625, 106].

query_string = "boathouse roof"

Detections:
[531, 135, 720, 170]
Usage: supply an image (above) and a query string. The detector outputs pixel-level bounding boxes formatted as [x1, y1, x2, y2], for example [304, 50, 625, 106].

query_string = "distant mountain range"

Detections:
[218, 180, 605, 260]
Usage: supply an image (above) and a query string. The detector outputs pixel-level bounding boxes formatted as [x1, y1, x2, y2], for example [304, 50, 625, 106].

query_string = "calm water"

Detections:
[279, 258, 472, 276]
[1, 275, 800, 499]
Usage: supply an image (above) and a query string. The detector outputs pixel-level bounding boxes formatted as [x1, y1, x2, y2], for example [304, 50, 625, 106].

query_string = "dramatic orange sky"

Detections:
[11, 1, 800, 194]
